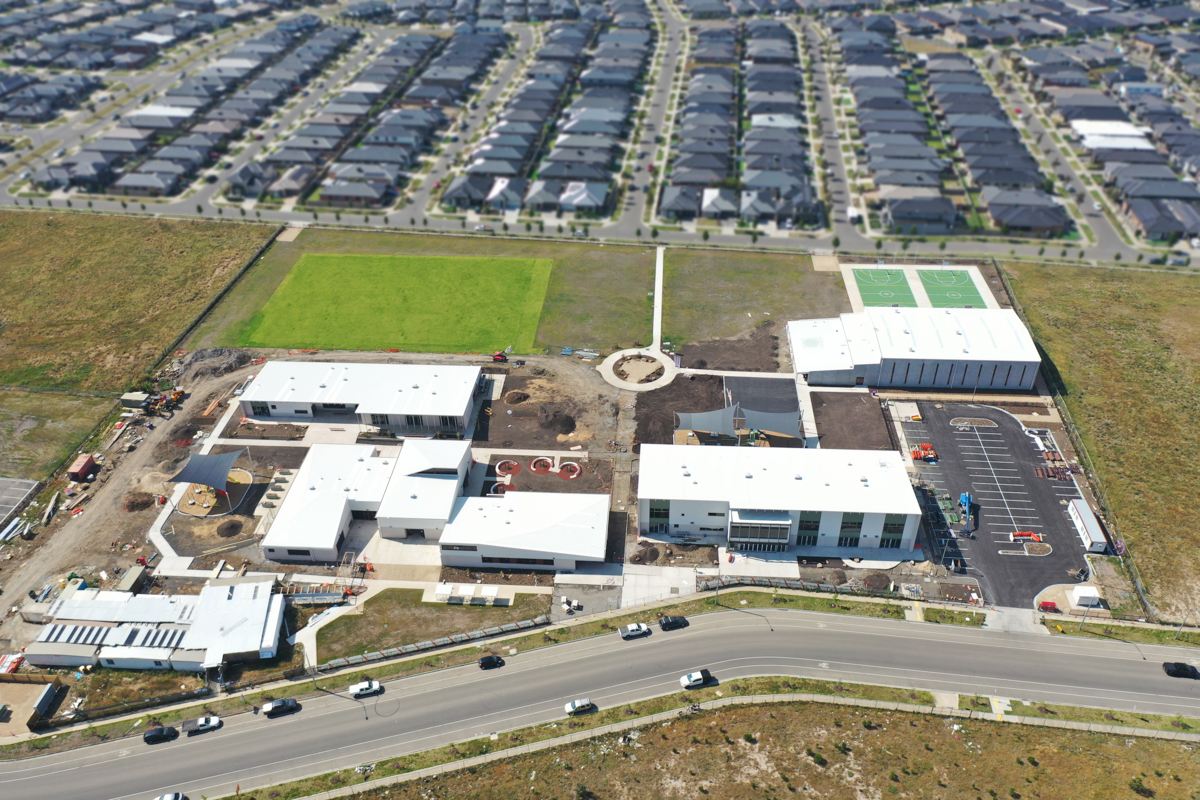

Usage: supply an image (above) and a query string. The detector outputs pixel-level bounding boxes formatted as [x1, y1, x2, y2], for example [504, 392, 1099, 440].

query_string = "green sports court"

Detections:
[918, 269, 988, 308]
[852, 268, 918, 307]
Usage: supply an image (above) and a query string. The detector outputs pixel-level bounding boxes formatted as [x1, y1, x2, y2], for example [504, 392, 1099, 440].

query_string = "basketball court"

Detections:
[918, 269, 988, 308]
[852, 269, 919, 307]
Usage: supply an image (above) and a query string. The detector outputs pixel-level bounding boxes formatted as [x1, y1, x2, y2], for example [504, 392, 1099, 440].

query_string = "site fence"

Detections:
[992, 258, 1157, 622]
[35, 686, 211, 731]
[696, 576, 984, 609]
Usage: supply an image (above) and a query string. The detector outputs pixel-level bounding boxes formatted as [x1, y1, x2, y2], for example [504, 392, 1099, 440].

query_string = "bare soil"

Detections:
[483, 456, 612, 497]
[477, 363, 619, 450]
[222, 419, 308, 440]
[633, 374, 725, 446]
[439, 566, 555, 587]
[811, 392, 895, 451]
[677, 321, 784, 372]
[628, 540, 718, 567]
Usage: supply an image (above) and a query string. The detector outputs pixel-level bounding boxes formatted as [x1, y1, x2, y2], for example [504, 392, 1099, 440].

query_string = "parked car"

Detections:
[564, 698, 594, 715]
[680, 669, 712, 689]
[143, 726, 178, 744]
[349, 679, 382, 698]
[475, 225, 493, 232]
[479, 655, 505, 669]
[262, 698, 300, 717]
[619, 623, 651, 640]
[658, 616, 688, 631]
[1163, 662, 1200, 679]
[154, 793, 185, 800]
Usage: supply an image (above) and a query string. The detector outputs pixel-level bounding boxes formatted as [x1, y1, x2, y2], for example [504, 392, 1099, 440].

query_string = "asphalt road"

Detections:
[4, 607, 1198, 800]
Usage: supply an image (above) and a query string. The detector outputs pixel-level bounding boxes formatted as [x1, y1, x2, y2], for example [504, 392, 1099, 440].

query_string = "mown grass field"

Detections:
[1004, 262, 1200, 619]
[662, 250, 848, 344]
[239, 254, 553, 353]
[192, 230, 656, 353]
[0, 389, 114, 480]
[230, 701, 1200, 800]
[0, 211, 276, 390]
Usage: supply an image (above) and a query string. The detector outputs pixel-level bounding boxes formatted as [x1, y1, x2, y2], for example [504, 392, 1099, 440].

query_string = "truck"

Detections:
[180, 715, 221, 735]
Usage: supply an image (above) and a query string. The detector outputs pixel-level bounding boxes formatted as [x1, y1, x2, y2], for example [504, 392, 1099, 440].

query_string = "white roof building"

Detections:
[238, 361, 482, 436]
[788, 308, 1040, 390]
[440, 492, 610, 566]
[637, 444, 922, 553]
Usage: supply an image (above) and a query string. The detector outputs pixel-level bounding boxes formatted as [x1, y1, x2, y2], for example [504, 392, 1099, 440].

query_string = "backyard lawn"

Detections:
[316, 589, 552, 662]
[1004, 261, 1200, 620]
[0, 211, 276, 390]
[239, 254, 552, 353]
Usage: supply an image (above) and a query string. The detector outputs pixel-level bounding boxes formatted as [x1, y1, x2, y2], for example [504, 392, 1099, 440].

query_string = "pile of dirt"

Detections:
[539, 409, 576, 435]
[184, 348, 252, 381]
[634, 375, 726, 445]
[124, 492, 155, 512]
[678, 322, 782, 372]
[217, 520, 243, 538]
[505, 390, 530, 404]
[861, 572, 891, 592]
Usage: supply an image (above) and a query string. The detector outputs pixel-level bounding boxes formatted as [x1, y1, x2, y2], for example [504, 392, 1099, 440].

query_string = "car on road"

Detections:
[153, 793, 185, 800]
[181, 716, 220, 735]
[1092, 201, 1102, 211]
[658, 616, 688, 631]
[474, 225, 493, 232]
[680, 669, 712, 689]
[1163, 662, 1200, 679]
[479, 655, 505, 669]
[349, 679, 382, 698]
[619, 623, 651, 640]
[205, 174, 217, 183]
[564, 698, 594, 715]
[143, 726, 178, 744]
[262, 698, 300, 717]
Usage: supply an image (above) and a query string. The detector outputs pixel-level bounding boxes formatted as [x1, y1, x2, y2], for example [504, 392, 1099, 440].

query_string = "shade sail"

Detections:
[168, 449, 244, 494]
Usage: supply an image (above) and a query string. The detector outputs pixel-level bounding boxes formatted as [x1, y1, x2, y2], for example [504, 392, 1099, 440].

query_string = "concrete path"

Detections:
[983, 606, 1051, 635]
[651, 245, 665, 349]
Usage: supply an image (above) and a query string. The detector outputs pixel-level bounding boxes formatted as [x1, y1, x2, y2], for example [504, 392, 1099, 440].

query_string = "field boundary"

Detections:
[517, 258, 554, 352]
[213, 692, 1200, 800]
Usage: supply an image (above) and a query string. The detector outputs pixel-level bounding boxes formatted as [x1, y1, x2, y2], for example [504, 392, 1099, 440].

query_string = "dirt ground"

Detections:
[634, 375, 726, 446]
[478, 363, 619, 450]
[676, 320, 785, 372]
[628, 540, 718, 567]
[483, 455, 612, 496]
[811, 392, 895, 450]
[439, 566, 556, 587]
[222, 418, 308, 440]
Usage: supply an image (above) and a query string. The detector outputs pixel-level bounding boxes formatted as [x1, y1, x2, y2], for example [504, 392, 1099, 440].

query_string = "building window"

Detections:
[324, 403, 347, 409]
[286, 549, 311, 556]
[441, 544, 477, 551]
[729, 523, 789, 541]
[883, 514, 907, 534]
[880, 536, 902, 549]
[699, 526, 725, 532]
[648, 501, 669, 520]
[105, 659, 115, 665]
[440, 415, 455, 427]
[405, 414, 423, 426]
[797, 511, 821, 531]
[294, 409, 307, 414]
[371, 414, 389, 425]
[481, 556, 554, 565]
[251, 402, 270, 415]
[154, 660, 163, 666]
[838, 535, 861, 548]
[707, 511, 726, 517]
[797, 534, 818, 547]
[840, 512, 864, 534]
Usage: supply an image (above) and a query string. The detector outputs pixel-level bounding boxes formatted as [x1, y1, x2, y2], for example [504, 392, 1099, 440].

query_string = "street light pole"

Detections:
[1175, 606, 1193, 640]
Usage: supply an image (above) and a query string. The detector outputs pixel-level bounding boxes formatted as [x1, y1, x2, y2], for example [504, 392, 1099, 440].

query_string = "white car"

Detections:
[564, 697, 594, 715]
[474, 224, 493, 232]
[680, 669, 712, 689]
[619, 623, 651, 640]
[349, 680, 382, 698]
[1092, 201, 1102, 211]
[153, 794, 185, 800]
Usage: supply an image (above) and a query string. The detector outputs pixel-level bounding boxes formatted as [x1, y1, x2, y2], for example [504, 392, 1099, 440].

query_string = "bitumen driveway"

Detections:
[3, 605, 1199, 800]
[903, 403, 1087, 609]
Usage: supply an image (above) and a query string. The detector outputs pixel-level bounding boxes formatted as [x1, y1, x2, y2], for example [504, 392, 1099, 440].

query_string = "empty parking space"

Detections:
[917, 269, 987, 308]
[905, 403, 1088, 608]
[853, 269, 918, 307]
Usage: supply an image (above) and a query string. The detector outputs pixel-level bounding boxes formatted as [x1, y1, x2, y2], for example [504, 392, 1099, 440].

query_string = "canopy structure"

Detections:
[168, 449, 246, 496]
[675, 406, 738, 438]
[675, 405, 802, 439]
[742, 409, 801, 437]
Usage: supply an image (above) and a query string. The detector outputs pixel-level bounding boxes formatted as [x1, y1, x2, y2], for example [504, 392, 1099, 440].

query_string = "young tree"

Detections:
[831, 235, 840, 248]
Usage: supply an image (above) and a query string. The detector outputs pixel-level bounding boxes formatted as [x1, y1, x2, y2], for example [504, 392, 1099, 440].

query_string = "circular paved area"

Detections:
[597, 348, 678, 392]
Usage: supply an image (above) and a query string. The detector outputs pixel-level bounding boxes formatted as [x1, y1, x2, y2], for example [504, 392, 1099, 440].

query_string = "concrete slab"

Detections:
[276, 225, 303, 242]
[620, 564, 698, 608]
[718, 548, 801, 580]
[811, 255, 841, 272]
[0, 680, 58, 737]
[982, 606, 1050, 635]
[931, 691, 959, 709]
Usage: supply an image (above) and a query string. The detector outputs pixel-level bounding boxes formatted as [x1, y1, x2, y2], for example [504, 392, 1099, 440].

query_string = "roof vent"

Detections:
[795, 474, 802, 480]
[861, 476, 868, 483]
[683, 471, 691, 477]
[746, 472, 753, 478]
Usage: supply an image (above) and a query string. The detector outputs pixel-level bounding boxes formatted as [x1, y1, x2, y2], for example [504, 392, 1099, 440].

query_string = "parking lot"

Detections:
[902, 403, 1088, 609]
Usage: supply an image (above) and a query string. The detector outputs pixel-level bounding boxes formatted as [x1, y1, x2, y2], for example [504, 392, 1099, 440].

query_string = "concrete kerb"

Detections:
[597, 347, 677, 392]
[240, 690, 1200, 800]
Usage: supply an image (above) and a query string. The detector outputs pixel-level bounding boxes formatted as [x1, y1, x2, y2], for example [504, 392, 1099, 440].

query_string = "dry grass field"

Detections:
[0, 388, 113, 480]
[1004, 262, 1200, 619]
[0, 212, 276, 390]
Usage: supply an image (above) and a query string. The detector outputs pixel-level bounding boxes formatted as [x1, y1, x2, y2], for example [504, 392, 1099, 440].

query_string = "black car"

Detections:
[1163, 662, 1200, 679]
[479, 655, 505, 670]
[659, 616, 688, 631]
[143, 726, 178, 744]
[262, 698, 300, 717]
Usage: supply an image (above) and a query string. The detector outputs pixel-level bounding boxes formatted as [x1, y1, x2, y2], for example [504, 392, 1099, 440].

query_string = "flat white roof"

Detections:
[441, 492, 610, 561]
[1079, 134, 1156, 151]
[181, 579, 284, 666]
[48, 589, 198, 624]
[262, 444, 396, 552]
[242, 361, 481, 417]
[787, 318, 855, 372]
[136, 104, 196, 118]
[1069, 119, 1146, 137]
[866, 307, 1039, 364]
[638, 444, 921, 516]
[377, 439, 470, 523]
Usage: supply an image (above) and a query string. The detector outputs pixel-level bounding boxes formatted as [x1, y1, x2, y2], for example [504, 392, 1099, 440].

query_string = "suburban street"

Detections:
[2, 607, 1197, 800]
